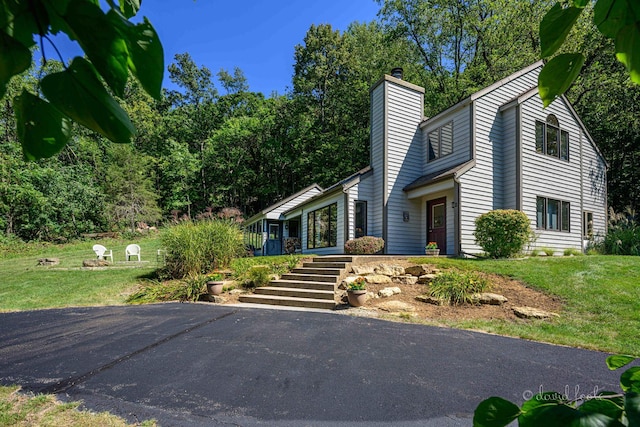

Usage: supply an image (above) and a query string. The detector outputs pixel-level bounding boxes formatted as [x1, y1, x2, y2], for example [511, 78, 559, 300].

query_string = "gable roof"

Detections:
[403, 160, 475, 192]
[245, 183, 323, 223]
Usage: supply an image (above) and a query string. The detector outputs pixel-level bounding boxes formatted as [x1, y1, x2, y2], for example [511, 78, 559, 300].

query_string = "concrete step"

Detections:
[269, 280, 335, 291]
[238, 294, 336, 310]
[303, 262, 349, 269]
[280, 273, 338, 283]
[291, 267, 343, 276]
[254, 286, 335, 300]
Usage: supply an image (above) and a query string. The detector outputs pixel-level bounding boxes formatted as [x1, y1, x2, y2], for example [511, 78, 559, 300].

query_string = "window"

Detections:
[428, 121, 453, 162]
[307, 203, 337, 249]
[535, 115, 569, 161]
[583, 211, 594, 238]
[536, 197, 570, 232]
[355, 201, 367, 238]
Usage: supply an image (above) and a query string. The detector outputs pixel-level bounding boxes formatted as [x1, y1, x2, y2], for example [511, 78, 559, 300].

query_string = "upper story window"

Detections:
[428, 121, 453, 162]
[535, 114, 569, 161]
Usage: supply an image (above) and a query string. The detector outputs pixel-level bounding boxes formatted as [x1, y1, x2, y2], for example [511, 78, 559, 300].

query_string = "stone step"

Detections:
[238, 294, 336, 310]
[269, 280, 336, 291]
[254, 286, 335, 300]
[291, 267, 343, 276]
[280, 273, 338, 283]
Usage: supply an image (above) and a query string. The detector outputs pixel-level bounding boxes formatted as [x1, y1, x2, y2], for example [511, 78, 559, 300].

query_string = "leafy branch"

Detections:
[538, 0, 640, 107]
[0, 0, 164, 160]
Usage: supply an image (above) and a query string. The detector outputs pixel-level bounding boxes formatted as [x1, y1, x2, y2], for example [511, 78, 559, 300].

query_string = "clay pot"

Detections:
[347, 289, 367, 307]
[206, 281, 224, 296]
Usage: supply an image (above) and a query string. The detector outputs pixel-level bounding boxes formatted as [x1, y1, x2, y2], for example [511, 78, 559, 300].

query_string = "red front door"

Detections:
[427, 198, 447, 254]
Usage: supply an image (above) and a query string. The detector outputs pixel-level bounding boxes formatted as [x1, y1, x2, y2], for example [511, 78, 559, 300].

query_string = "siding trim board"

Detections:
[516, 104, 522, 210]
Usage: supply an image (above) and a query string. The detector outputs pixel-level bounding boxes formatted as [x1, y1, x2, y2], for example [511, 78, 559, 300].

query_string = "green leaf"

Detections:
[540, 3, 584, 58]
[473, 397, 520, 427]
[14, 90, 71, 161]
[538, 53, 585, 107]
[625, 392, 640, 426]
[62, 0, 130, 97]
[615, 23, 640, 85]
[107, 12, 164, 100]
[1, 1, 38, 48]
[121, 0, 141, 18]
[621, 367, 640, 393]
[0, 30, 32, 99]
[607, 355, 637, 370]
[579, 398, 623, 420]
[594, 0, 634, 39]
[572, 0, 589, 7]
[41, 57, 135, 144]
[520, 403, 578, 427]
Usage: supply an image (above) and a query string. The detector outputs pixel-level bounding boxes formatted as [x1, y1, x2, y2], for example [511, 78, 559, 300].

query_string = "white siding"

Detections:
[370, 83, 385, 240]
[385, 83, 425, 253]
[502, 107, 518, 209]
[346, 174, 375, 241]
[421, 105, 472, 174]
[268, 188, 322, 219]
[301, 192, 345, 256]
[460, 65, 540, 253]
[581, 132, 607, 241]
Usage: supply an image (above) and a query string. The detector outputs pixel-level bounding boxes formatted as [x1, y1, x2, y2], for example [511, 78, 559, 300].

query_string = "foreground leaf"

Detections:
[0, 30, 31, 98]
[14, 90, 71, 160]
[625, 392, 640, 426]
[540, 3, 584, 58]
[594, 0, 633, 39]
[41, 57, 135, 144]
[538, 53, 585, 107]
[620, 367, 640, 393]
[615, 23, 640, 84]
[607, 355, 637, 370]
[473, 397, 520, 427]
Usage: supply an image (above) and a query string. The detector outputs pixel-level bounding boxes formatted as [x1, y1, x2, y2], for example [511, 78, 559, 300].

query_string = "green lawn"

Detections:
[1, 240, 639, 355]
[410, 255, 640, 356]
[0, 236, 162, 312]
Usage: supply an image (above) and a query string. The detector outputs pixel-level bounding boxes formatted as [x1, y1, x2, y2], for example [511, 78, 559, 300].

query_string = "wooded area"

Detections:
[1, 0, 638, 242]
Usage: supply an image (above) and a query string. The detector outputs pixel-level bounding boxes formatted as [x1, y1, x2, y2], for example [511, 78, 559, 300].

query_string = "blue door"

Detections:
[266, 222, 282, 255]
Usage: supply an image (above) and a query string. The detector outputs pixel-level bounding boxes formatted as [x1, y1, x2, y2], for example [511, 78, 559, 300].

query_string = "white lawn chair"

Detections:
[125, 244, 141, 261]
[93, 244, 113, 262]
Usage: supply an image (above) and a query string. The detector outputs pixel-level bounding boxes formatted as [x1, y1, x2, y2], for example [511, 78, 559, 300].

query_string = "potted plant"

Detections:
[206, 273, 225, 296]
[347, 277, 368, 307]
[425, 242, 440, 256]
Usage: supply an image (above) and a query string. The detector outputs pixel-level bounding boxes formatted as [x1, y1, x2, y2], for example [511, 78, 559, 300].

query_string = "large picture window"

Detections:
[307, 203, 338, 249]
[536, 196, 570, 232]
[535, 115, 569, 161]
[428, 121, 453, 162]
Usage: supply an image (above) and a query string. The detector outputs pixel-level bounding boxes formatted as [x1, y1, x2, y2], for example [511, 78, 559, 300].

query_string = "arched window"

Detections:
[535, 114, 569, 160]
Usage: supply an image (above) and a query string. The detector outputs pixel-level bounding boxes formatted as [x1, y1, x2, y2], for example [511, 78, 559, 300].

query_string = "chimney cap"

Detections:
[390, 67, 404, 79]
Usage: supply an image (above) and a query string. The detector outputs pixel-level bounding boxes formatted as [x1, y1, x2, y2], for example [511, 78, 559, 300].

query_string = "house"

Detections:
[244, 61, 607, 256]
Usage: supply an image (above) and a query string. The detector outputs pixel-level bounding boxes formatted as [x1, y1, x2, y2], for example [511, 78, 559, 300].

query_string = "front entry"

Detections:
[427, 198, 447, 254]
[266, 222, 282, 255]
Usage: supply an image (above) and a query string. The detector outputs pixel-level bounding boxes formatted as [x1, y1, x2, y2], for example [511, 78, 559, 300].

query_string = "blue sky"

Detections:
[53, 1, 381, 96]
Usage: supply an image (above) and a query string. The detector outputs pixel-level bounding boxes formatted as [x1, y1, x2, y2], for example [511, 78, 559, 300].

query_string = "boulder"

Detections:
[513, 306, 559, 319]
[208, 295, 228, 303]
[405, 265, 430, 276]
[374, 264, 405, 276]
[377, 300, 415, 312]
[417, 274, 438, 284]
[394, 275, 418, 285]
[378, 287, 402, 298]
[352, 265, 376, 275]
[472, 293, 508, 305]
[415, 295, 447, 306]
[37, 258, 60, 266]
[364, 275, 392, 285]
[83, 259, 109, 267]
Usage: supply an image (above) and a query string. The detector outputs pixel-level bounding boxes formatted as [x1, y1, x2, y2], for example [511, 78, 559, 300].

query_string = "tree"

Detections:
[538, 0, 640, 107]
[0, 0, 163, 160]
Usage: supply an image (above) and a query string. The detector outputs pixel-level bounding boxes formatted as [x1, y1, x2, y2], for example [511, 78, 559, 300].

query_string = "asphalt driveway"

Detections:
[0, 303, 622, 426]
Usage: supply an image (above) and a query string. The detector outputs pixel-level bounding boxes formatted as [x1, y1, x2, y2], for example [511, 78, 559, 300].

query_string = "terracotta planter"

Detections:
[347, 289, 367, 307]
[206, 281, 224, 296]
[425, 249, 440, 256]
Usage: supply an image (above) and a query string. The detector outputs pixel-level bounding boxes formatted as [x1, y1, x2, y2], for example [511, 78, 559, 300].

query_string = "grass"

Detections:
[410, 255, 640, 355]
[0, 236, 162, 312]
[0, 385, 156, 426]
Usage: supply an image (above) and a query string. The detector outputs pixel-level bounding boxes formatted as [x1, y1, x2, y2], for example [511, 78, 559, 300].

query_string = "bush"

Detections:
[429, 270, 490, 305]
[344, 236, 385, 255]
[601, 207, 640, 255]
[474, 210, 531, 258]
[161, 219, 245, 279]
[245, 265, 272, 288]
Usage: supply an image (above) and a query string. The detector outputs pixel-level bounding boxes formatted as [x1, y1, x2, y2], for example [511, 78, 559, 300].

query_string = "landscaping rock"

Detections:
[37, 258, 60, 266]
[83, 259, 109, 267]
[374, 264, 405, 276]
[377, 300, 415, 312]
[472, 293, 508, 305]
[513, 306, 559, 319]
[415, 295, 447, 306]
[405, 265, 430, 276]
[417, 273, 438, 284]
[394, 275, 418, 285]
[351, 265, 376, 275]
[335, 290, 348, 304]
[364, 275, 392, 285]
[208, 295, 227, 303]
[378, 287, 402, 298]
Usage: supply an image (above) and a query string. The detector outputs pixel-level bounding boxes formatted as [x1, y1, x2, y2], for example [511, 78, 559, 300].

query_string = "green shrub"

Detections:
[161, 219, 245, 279]
[182, 273, 208, 302]
[541, 247, 555, 256]
[474, 210, 531, 258]
[245, 265, 272, 288]
[563, 247, 583, 256]
[429, 270, 490, 305]
[344, 236, 385, 255]
[601, 207, 640, 255]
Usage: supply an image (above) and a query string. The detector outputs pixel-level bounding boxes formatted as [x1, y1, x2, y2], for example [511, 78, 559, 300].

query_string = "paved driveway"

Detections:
[0, 303, 621, 426]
